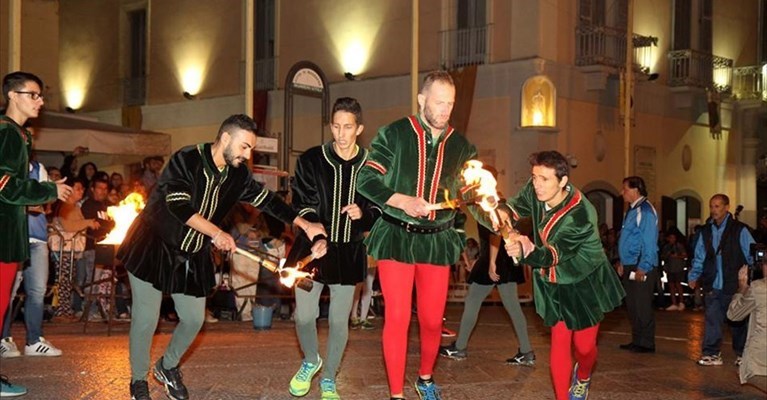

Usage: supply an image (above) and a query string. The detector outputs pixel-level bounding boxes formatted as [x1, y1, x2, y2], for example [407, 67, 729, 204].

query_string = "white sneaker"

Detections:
[665, 304, 679, 311]
[24, 337, 63, 357]
[0, 337, 21, 358]
[677, 303, 686, 311]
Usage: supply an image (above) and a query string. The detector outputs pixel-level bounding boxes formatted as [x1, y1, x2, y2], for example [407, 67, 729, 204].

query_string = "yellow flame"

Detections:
[99, 193, 145, 245]
[461, 160, 504, 226]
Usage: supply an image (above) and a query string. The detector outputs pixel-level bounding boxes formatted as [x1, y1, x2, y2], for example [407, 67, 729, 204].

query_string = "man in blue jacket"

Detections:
[616, 176, 658, 353]
[689, 193, 754, 367]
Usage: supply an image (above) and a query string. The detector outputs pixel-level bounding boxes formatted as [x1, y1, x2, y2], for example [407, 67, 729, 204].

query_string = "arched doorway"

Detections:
[661, 192, 703, 238]
[583, 181, 621, 231]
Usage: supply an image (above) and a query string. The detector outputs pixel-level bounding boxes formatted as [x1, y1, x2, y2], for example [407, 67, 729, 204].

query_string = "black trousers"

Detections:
[622, 265, 657, 348]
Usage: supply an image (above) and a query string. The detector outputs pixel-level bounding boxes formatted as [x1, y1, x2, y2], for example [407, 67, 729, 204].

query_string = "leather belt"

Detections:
[381, 213, 453, 234]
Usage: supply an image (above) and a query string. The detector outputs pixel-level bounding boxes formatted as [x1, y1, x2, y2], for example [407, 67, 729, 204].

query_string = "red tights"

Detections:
[550, 321, 600, 400]
[378, 260, 450, 396]
[0, 262, 19, 326]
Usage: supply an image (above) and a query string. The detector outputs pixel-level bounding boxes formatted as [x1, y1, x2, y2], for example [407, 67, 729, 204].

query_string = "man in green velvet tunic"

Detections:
[502, 151, 624, 400]
[1, 71, 72, 398]
[357, 71, 477, 400]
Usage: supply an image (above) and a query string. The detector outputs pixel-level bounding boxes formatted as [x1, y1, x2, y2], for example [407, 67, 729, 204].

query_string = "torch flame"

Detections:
[277, 257, 314, 287]
[461, 160, 500, 214]
[99, 192, 145, 245]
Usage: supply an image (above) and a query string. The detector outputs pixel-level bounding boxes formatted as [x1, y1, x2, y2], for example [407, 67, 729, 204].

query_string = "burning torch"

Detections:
[460, 160, 520, 264]
[234, 247, 316, 290]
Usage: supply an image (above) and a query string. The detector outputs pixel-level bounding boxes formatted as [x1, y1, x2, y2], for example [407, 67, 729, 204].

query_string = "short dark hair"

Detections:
[711, 193, 730, 205]
[216, 114, 258, 142]
[623, 176, 648, 197]
[331, 97, 363, 125]
[421, 70, 454, 94]
[2, 71, 43, 103]
[528, 151, 569, 180]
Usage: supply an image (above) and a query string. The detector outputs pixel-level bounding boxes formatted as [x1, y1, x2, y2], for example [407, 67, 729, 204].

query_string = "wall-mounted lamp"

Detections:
[183, 91, 196, 100]
[647, 73, 660, 81]
[344, 72, 357, 81]
[64, 106, 77, 114]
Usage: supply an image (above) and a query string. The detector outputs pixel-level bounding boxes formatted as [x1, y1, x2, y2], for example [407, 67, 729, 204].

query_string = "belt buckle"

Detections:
[405, 222, 413, 233]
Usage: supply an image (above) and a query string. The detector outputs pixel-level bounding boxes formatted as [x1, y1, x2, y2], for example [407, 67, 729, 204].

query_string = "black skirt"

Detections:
[117, 217, 215, 297]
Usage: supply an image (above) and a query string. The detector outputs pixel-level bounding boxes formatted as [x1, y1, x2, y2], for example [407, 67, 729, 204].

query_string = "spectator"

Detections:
[110, 172, 124, 192]
[60, 146, 88, 183]
[727, 262, 767, 390]
[689, 194, 755, 366]
[73, 178, 114, 319]
[77, 162, 98, 192]
[661, 230, 688, 311]
[47, 166, 62, 182]
[616, 176, 659, 353]
[140, 156, 164, 194]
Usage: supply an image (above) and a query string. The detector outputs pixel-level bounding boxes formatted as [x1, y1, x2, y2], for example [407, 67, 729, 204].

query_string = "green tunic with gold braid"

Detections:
[506, 180, 625, 330]
[357, 114, 477, 265]
[0, 115, 58, 262]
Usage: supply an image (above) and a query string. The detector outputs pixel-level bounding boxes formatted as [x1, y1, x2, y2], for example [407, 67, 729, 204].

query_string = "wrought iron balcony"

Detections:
[122, 76, 146, 106]
[732, 64, 766, 101]
[440, 25, 491, 70]
[575, 24, 657, 73]
[667, 49, 733, 94]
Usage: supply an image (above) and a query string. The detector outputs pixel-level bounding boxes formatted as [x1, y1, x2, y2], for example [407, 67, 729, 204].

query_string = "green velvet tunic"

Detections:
[0, 115, 58, 262]
[357, 115, 477, 265]
[506, 181, 625, 330]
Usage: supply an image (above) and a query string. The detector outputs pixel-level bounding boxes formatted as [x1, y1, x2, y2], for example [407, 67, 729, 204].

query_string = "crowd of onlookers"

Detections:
[1, 150, 166, 361]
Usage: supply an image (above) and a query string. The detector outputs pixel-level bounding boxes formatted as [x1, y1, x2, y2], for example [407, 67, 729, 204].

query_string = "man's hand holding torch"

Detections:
[294, 217, 328, 259]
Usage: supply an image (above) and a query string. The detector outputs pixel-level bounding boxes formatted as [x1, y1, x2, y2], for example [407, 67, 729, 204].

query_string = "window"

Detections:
[441, 0, 488, 69]
[124, 8, 147, 105]
[760, 0, 767, 63]
[255, 0, 275, 90]
[672, 0, 691, 50]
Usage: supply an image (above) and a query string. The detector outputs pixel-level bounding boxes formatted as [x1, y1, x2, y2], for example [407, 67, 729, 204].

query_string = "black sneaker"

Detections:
[438, 342, 467, 360]
[153, 357, 189, 400]
[130, 380, 152, 400]
[506, 349, 535, 366]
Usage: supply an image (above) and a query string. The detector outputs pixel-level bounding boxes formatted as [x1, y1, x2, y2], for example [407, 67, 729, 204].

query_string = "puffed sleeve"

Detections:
[356, 126, 396, 207]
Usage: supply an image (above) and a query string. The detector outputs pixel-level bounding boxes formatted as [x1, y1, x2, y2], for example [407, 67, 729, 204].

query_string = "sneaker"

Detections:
[24, 337, 63, 356]
[153, 357, 189, 400]
[438, 342, 467, 360]
[0, 337, 21, 358]
[130, 380, 152, 400]
[349, 318, 361, 330]
[677, 303, 686, 311]
[319, 378, 340, 400]
[117, 312, 132, 321]
[735, 356, 743, 367]
[697, 353, 723, 366]
[205, 310, 218, 323]
[568, 363, 591, 400]
[0, 375, 27, 397]
[413, 377, 442, 400]
[358, 320, 374, 330]
[665, 304, 679, 311]
[289, 357, 323, 397]
[506, 349, 536, 366]
[440, 327, 456, 338]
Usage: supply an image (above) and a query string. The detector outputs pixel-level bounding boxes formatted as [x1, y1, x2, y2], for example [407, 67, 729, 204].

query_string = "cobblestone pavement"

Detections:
[1, 304, 764, 399]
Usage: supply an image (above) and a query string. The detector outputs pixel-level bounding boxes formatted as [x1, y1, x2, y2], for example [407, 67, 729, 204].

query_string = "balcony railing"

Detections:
[668, 49, 733, 93]
[575, 24, 657, 73]
[255, 58, 276, 90]
[122, 76, 146, 106]
[732, 64, 766, 101]
[440, 25, 491, 70]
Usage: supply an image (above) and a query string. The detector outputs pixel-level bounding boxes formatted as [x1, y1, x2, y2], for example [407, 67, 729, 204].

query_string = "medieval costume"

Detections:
[505, 179, 624, 400]
[286, 141, 381, 390]
[356, 114, 477, 397]
[117, 142, 297, 389]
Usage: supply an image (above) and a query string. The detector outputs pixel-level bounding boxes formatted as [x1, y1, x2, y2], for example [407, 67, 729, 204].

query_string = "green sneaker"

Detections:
[289, 357, 323, 397]
[320, 378, 341, 399]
